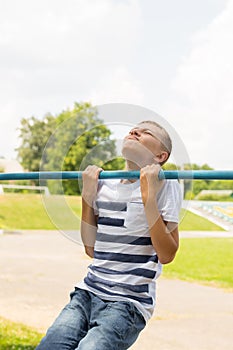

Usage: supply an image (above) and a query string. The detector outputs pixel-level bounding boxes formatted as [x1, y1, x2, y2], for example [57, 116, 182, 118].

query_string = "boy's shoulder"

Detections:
[165, 179, 181, 188]
[158, 180, 183, 205]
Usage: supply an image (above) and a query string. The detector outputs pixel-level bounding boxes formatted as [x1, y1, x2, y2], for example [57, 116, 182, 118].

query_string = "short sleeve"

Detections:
[157, 180, 183, 223]
[93, 180, 104, 216]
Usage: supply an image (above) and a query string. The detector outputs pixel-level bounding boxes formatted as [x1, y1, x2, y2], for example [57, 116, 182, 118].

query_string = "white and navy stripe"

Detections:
[86, 194, 157, 310]
[77, 179, 182, 322]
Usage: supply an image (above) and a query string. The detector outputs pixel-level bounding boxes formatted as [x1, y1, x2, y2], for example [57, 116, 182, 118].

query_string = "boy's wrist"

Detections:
[144, 198, 160, 228]
[82, 191, 96, 207]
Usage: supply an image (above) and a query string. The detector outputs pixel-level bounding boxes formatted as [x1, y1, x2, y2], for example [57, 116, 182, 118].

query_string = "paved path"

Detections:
[180, 230, 233, 238]
[0, 230, 232, 350]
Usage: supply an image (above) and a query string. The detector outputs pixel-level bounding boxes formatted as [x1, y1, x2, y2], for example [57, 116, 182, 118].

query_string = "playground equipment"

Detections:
[0, 170, 233, 181]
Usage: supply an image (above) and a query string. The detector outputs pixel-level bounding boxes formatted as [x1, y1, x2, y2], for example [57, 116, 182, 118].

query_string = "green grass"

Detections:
[0, 193, 81, 230]
[0, 317, 43, 349]
[163, 237, 233, 289]
[0, 193, 224, 231]
[179, 208, 224, 231]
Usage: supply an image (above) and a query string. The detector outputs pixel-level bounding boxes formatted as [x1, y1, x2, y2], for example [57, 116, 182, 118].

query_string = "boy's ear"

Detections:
[154, 151, 169, 164]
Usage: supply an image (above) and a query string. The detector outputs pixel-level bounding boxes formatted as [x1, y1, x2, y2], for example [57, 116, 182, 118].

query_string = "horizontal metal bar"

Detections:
[0, 170, 233, 181]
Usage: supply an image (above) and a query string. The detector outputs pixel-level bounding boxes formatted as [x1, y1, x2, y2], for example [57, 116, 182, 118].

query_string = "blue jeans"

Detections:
[36, 288, 146, 350]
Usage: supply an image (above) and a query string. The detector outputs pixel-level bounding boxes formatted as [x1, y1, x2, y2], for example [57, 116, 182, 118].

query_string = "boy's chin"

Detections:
[121, 145, 155, 168]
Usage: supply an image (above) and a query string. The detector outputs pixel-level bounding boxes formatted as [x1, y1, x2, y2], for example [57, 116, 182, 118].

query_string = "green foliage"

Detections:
[17, 102, 124, 195]
[196, 194, 233, 202]
[184, 163, 213, 171]
[209, 179, 233, 190]
[0, 316, 43, 349]
[163, 238, 233, 289]
[162, 162, 180, 170]
[182, 163, 233, 200]
[102, 157, 125, 171]
[186, 179, 233, 200]
[17, 114, 56, 172]
[162, 163, 227, 199]
[162, 163, 231, 200]
[183, 163, 213, 198]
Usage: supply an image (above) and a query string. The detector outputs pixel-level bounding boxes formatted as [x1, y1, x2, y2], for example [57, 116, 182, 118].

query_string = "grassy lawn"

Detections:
[0, 193, 82, 230]
[179, 208, 224, 231]
[0, 317, 43, 349]
[0, 194, 224, 231]
[163, 237, 233, 290]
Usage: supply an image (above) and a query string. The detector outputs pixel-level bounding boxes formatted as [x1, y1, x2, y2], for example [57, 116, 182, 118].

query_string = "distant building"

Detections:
[0, 159, 24, 173]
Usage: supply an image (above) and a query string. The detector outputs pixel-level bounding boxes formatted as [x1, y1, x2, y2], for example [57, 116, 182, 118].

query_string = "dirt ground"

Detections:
[0, 230, 232, 350]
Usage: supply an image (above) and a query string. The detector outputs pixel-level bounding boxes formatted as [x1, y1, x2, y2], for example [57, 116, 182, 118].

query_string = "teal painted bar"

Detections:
[0, 170, 233, 181]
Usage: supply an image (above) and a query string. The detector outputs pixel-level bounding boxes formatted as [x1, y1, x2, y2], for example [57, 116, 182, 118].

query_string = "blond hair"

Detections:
[139, 120, 172, 165]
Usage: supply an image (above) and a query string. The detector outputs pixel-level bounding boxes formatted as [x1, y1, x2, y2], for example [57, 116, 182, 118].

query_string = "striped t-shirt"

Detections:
[77, 179, 182, 322]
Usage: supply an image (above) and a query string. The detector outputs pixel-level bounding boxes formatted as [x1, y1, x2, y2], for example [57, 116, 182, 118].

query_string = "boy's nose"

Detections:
[130, 129, 141, 137]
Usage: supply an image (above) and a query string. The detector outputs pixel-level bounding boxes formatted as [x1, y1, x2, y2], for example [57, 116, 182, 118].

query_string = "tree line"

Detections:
[163, 163, 233, 200]
[16, 102, 124, 195]
[16, 101, 233, 198]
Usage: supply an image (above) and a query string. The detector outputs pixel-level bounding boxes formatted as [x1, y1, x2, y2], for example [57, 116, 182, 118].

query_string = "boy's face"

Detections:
[122, 122, 167, 166]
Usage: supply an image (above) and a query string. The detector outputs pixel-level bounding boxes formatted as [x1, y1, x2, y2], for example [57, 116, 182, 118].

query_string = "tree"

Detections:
[17, 114, 56, 172]
[17, 102, 124, 194]
[42, 102, 125, 194]
[182, 163, 214, 198]
[162, 162, 181, 170]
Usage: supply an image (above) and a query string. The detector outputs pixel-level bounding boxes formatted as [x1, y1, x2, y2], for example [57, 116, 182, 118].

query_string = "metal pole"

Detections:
[0, 170, 233, 181]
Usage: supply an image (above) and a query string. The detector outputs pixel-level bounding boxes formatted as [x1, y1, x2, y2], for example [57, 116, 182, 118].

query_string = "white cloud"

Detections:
[168, 0, 233, 169]
[0, 0, 142, 158]
[90, 66, 144, 104]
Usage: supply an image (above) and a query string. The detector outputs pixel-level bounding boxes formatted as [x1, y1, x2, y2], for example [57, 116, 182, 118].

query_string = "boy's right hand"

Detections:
[81, 165, 103, 206]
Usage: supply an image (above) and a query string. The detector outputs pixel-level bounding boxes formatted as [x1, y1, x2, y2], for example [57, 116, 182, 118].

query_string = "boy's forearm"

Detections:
[144, 198, 179, 264]
[81, 198, 97, 256]
[80, 165, 102, 258]
[84, 246, 94, 258]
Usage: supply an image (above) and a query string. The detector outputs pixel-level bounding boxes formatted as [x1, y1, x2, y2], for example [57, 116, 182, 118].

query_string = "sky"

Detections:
[0, 0, 232, 170]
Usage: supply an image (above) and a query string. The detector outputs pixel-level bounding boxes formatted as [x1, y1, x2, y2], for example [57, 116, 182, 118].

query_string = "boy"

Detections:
[36, 120, 182, 350]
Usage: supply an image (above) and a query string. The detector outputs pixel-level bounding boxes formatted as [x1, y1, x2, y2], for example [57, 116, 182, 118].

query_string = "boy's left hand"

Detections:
[140, 164, 164, 205]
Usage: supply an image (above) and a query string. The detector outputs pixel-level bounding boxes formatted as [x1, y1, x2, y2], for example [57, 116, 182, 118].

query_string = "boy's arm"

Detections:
[81, 199, 97, 258]
[140, 164, 179, 264]
[81, 165, 102, 258]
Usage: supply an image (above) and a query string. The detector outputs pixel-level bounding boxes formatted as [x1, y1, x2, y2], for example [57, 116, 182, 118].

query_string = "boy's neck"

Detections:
[121, 161, 140, 184]
[125, 160, 140, 171]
